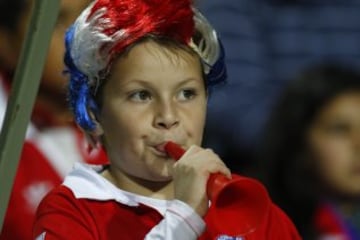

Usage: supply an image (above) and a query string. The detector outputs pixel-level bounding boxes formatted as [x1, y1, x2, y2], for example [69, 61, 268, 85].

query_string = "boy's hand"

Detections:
[172, 145, 231, 216]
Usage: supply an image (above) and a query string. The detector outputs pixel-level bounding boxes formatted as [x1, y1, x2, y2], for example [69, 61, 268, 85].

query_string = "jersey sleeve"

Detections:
[33, 186, 96, 240]
[145, 200, 205, 240]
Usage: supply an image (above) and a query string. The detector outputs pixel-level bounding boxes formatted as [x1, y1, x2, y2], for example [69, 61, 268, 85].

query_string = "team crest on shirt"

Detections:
[35, 232, 46, 240]
[217, 235, 244, 240]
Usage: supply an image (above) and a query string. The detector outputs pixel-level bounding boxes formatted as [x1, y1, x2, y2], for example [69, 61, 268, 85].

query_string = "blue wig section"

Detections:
[64, 24, 97, 131]
[206, 40, 227, 89]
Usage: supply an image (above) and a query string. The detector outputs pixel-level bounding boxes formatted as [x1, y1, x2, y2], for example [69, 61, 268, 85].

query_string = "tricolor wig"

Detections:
[65, 0, 226, 131]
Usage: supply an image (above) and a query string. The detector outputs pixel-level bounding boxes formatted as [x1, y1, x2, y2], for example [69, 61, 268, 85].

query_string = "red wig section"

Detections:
[89, 0, 195, 55]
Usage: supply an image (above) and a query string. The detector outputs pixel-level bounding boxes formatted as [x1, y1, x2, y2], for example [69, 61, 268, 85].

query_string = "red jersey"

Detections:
[34, 163, 301, 240]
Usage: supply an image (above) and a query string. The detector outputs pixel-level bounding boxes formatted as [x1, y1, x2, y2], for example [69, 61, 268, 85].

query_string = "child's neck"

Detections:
[102, 168, 174, 200]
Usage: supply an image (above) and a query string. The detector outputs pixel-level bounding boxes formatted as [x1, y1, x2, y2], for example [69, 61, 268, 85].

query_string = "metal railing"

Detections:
[0, 0, 60, 229]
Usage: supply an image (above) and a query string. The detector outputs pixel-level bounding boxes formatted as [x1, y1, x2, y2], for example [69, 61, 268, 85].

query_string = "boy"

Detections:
[34, 0, 301, 239]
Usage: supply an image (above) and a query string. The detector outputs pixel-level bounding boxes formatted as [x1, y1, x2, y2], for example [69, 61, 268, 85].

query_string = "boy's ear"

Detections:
[85, 111, 104, 148]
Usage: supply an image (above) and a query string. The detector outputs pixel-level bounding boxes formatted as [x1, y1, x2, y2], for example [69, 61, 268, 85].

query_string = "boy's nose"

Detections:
[154, 102, 179, 129]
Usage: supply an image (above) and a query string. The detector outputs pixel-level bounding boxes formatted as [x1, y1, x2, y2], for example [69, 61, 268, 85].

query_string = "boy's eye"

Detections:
[178, 89, 197, 101]
[129, 90, 152, 102]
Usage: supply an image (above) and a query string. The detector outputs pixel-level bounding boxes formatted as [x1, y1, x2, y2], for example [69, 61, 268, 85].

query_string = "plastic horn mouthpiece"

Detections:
[164, 141, 270, 237]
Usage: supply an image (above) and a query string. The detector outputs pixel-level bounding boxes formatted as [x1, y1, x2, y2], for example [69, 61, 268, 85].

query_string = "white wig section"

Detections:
[190, 8, 220, 75]
[69, 2, 126, 87]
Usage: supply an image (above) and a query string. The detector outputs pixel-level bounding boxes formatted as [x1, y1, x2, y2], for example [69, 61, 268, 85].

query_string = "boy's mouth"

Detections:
[151, 142, 169, 157]
[155, 143, 166, 153]
[153, 141, 182, 157]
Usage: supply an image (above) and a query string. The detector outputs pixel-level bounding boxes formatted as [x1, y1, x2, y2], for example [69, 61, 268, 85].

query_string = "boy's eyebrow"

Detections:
[173, 78, 203, 88]
[120, 77, 202, 88]
[117, 79, 154, 89]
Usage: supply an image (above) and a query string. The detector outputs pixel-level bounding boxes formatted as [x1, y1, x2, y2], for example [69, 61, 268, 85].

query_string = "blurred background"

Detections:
[198, 0, 360, 171]
[0, 1, 108, 239]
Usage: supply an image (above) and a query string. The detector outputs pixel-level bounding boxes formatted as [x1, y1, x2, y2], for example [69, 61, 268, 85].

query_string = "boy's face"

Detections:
[99, 40, 207, 182]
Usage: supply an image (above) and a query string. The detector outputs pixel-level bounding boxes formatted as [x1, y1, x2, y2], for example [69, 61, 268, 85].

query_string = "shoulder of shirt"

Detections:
[61, 163, 143, 206]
